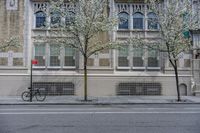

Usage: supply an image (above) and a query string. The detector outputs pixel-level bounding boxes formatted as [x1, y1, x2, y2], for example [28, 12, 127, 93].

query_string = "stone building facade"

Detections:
[0, 0, 199, 97]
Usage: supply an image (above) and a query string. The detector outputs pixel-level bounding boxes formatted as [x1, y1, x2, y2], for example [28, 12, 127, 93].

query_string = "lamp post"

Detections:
[30, 59, 38, 102]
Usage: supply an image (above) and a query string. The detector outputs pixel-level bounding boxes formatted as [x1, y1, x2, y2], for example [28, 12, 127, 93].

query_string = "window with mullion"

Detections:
[64, 47, 75, 67]
[133, 12, 144, 29]
[147, 49, 159, 67]
[34, 44, 45, 66]
[118, 45, 129, 67]
[133, 48, 144, 67]
[49, 45, 60, 67]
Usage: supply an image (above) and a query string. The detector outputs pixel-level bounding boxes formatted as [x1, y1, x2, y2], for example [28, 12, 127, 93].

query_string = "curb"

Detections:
[1, 102, 200, 105]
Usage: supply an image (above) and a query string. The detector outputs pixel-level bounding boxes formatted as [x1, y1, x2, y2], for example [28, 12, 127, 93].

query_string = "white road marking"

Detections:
[0, 111, 200, 115]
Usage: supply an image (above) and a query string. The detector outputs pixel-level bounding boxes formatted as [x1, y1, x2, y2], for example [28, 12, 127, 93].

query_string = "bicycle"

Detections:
[21, 87, 46, 101]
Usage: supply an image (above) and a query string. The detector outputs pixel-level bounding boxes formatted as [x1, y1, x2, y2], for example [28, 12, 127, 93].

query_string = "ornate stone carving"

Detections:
[33, 3, 48, 13]
[116, 3, 146, 14]
[6, 0, 18, 10]
[116, 3, 130, 14]
[132, 4, 145, 14]
[63, 3, 76, 13]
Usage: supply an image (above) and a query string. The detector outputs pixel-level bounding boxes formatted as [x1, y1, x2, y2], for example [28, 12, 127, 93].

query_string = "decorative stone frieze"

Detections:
[116, 3, 130, 14]
[63, 3, 76, 12]
[33, 2, 48, 13]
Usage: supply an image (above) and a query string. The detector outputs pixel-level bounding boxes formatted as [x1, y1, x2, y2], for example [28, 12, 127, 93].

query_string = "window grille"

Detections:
[33, 82, 75, 95]
[117, 82, 161, 95]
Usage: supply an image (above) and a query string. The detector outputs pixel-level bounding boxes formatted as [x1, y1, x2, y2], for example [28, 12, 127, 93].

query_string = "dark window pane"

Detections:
[184, 59, 191, 67]
[133, 57, 143, 67]
[133, 48, 144, 67]
[36, 11, 46, 28]
[65, 56, 75, 66]
[64, 47, 75, 66]
[50, 56, 60, 66]
[147, 13, 158, 29]
[118, 57, 129, 67]
[133, 12, 144, 29]
[50, 45, 60, 66]
[148, 57, 158, 67]
[118, 12, 129, 29]
[35, 56, 45, 66]
[66, 11, 75, 25]
[118, 45, 129, 67]
[51, 12, 61, 28]
[34, 44, 45, 66]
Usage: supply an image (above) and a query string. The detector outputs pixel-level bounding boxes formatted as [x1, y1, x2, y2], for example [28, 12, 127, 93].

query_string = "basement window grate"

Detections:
[117, 82, 161, 95]
[32, 82, 75, 96]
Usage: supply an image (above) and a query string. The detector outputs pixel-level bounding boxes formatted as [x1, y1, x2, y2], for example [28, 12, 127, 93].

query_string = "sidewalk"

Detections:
[0, 96, 200, 105]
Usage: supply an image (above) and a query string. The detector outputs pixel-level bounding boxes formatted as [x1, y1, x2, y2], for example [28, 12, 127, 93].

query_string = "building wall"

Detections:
[0, 0, 25, 67]
[0, 73, 192, 96]
[0, 0, 24, 42]
[0, 0, 195, 97]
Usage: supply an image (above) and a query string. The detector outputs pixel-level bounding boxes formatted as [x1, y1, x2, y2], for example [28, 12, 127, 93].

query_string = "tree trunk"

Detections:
[83, 56, 88, 101]
[174, 62, 181, 101]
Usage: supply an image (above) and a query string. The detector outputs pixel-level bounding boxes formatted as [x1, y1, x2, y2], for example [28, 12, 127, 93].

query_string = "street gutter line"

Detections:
[1, 108, 200, 111]
[0, 111, 200, 115]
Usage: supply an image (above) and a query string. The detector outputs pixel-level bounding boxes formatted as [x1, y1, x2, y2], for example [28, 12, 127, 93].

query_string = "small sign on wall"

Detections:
[6, 0, 18, 10]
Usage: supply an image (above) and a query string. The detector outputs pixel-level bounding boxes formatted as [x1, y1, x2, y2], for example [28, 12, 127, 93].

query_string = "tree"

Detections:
[127, 0, 199, 101]
[46, 0, 118, 101]
[0, 36, 20, 51]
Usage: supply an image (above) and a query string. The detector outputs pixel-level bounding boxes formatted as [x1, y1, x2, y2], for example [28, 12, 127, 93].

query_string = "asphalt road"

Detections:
[0, 104, 200, 133]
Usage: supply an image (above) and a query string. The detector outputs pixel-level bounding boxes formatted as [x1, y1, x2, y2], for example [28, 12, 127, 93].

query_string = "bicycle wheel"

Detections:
[36, 92, 46, 101]
[21, 91, 30, 101]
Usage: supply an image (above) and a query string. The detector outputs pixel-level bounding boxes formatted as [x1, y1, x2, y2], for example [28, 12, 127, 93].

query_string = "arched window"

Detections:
[118, 12, 129, 29]
[51, 11, 61, 28]
[65, 11, 75, 25]
[147, 12, 158, 30]
[35, 11, 46, 28]
[133, 12, 144, 29]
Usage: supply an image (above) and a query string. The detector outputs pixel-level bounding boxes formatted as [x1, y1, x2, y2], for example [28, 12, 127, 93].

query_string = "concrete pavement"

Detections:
[0, 96, 200, 105]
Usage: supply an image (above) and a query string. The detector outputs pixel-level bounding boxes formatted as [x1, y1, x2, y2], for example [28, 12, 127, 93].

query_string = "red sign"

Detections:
[31, 59, 38, 65]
